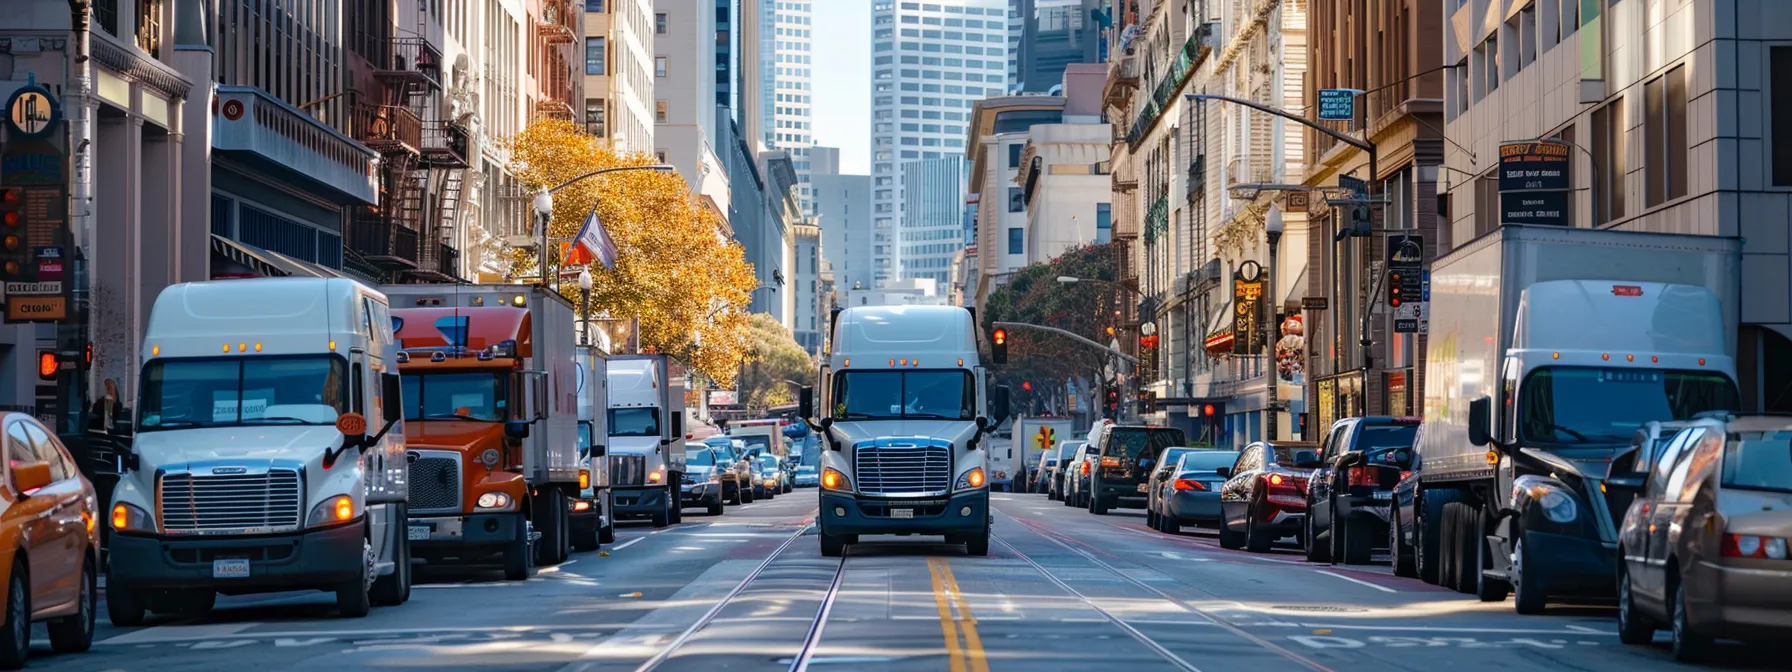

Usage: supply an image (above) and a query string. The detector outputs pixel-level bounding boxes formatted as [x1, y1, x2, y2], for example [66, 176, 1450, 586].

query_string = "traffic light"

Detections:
[990, 328, 1008, 364]
[1388, 270, 1404, 307]
[1192, 401, 1227, 444]
[0, 189, 22, 281]
[1103, 384, 1119, 417]
[36, 351, 57, 380]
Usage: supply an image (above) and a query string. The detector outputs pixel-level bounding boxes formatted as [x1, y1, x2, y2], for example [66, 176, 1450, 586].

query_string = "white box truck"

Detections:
[1410, 224, 1741, 613]
[800, 305, 1011, 556]
[1012, 416, 1072, 492]
[107, 278, 412, 625]
[572, 344, 614, 549]
[606, 355, 689, 527]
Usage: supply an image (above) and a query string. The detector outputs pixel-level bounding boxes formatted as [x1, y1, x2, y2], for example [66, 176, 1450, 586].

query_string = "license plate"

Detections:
[1137, 483, 1152, 493]
[1372, 491, 1393, 501]
[891, 508, 914, 519]
[212, 558, 250, 579]
[408, 525, 432, 540]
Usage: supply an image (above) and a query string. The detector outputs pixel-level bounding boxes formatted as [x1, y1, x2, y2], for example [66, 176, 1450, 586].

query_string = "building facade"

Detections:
[899, 157, 965, 283]
[1016, 123, 1112, 262]
[871, 0, 1009, 289]
[584, 0, 656, 154]
[812, 146, 875, 294]
[792, 221, 823, 352]
[758, 0, 816, 216]
[1013, 0, 1107, 93]
[1441, 0, 1792, 412]
[964, 95, 1064, 305]
[655, 0, 730, 221]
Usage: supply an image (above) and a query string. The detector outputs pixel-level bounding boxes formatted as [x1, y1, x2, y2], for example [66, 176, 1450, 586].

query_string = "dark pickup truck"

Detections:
[1087, 425, 1188, 515]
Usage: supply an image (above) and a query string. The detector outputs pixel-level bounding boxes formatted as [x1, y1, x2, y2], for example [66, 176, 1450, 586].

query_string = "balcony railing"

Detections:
[1102, 50, 1141, 107]
[421, 121, 471, 168]
[352, 103, 422, 156]
[1126, 23, 1215, 146]
[348, 211, 420, 269]
[375, 37, 444, 91]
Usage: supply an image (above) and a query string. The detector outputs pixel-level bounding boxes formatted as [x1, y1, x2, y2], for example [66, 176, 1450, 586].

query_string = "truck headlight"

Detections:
[1530, 486, 1578, 524]
[821, 467, 850, 491]
[307, 495, 356, 527]
[111, 502, 151, 533]
[648, 470, 664, 483]
[476, 492, 516, 511]
[955, 467, 986, 491]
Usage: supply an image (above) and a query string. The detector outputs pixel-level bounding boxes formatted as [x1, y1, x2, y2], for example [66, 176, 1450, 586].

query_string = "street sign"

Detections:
[1337, 175, 1368, 199]
[1317, 89, 1357, 121]
[1034, 425, 1056, 451]
[5, 295, 64, 322]
[1301, 296, 1329, 311]
[1387, 235, 1424, 333]
[1497, 140, 1572, 226]
[1500, 191, 1570, 226]
[4, 282, 59, 295]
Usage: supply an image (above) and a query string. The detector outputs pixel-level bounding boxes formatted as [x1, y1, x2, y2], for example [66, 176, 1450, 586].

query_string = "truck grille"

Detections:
[407, 452, 462, 513]
[159, 469, 302, 534]
[855, 442, 952, 496]
[611, 454, 646, 486]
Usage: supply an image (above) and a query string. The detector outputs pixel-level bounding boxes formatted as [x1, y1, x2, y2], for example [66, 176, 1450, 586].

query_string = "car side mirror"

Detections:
[1468, 396, 1494, 448]
[505, 420, 531, 439]
[1214, 467, 1232, 479]
[11, 462, 51, 495]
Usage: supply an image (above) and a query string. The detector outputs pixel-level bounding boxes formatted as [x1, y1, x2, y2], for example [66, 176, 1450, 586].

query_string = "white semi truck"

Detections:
[1412, 224, 1741, 613]
[800, 305, 1011, 556]
[606, 355, 689, 527]
[107, 278, 412, 624]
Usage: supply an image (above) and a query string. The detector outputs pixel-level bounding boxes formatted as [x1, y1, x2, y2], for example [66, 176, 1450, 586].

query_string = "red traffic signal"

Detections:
[36, 351, 57, 380]
[1021, 381, 1032, 391]
[1203, 404, 1215, 417]
[992, 328, 1006, 346]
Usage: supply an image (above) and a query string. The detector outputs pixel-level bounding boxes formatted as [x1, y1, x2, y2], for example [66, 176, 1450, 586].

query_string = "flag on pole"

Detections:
[563, 207, 618, 269]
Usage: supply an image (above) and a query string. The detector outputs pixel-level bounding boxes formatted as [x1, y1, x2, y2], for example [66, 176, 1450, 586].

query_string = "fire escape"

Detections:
[534, 2, 579, 121]
[348, 32, 472, 284]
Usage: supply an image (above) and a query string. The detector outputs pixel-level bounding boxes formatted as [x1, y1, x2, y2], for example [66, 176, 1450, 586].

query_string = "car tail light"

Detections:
[1173, 479, 1206, 491]
[1400, 471, 1413, 481]
[1348, 467, 1378, 487]
[1265, 472, 1307, 508]
[1722, 533, 1791, 560]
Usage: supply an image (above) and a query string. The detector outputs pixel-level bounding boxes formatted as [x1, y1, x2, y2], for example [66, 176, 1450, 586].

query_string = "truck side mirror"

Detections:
[670, 411, 684, 439]
[798, 386, 814, 420]
[382, 373, 403, 423]
[1467, 396, 1494, 448]
[505, 420, 531, 439]
[592, 443, 607, 457]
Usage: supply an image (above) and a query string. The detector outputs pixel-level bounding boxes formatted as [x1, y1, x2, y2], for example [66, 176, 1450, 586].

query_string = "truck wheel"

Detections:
[819, 529, 848, 557]
[669, 486, 684, 525]
[0, 562, 28, 670]
[707, 494, 726, 517]
[1511, 532, 1547, 614]
[965, 527, 990, 556]
[373, 504, 412, 606]
[336, 538, 375, 618]
[503, 518, 533, 581]
[743, 486, 756, 504]
[1091, 494, 1109, 515]
[650, 494, 671, 528]
[1303, 509, 1331, 563]
[1445, 502, 1481, 594]
[106, 583, 147, 627]
[1417, 489, 1460, 586]
[535, 490, 569, 566]
[600, 517, 616, 544]
[572, 514, 600, 552]
[48, 559, 96, 653]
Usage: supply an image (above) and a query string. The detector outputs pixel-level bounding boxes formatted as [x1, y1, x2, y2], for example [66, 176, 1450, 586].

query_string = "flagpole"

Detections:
[531, 162, 674, 283]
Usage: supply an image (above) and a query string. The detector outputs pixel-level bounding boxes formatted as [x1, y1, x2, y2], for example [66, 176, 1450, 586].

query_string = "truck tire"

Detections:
[743, 485, 756, 504]
[1510, 530, 1547, 614]
[650, 490, 672, 528]
[965, 525, 990, 556]
[106, 584, 147, 627]
[600, 517, 616, 544]
[819, 529, 848, 557]
[373, 504, 413, 606]
[706, 494, 725, 517]
[1417, 489, 1460, 586]
[534, 490, 569, 566]
[1443, 501, 1480, 594]
[669, 484, 684, 525]
[503, 518, 532, 581]
[336, 538, 375, 618]
[729, 483, 743, 505]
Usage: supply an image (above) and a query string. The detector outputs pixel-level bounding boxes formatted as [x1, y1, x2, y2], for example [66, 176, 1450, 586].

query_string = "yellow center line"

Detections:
[938, 557, 990, 672]
[927, 557, 968, 672]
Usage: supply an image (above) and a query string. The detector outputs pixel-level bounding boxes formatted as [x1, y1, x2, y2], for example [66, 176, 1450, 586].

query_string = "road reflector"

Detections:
[620, 592, 642, 598]
[1313, 629, 1332, 635]
[598, 551, 610, 556]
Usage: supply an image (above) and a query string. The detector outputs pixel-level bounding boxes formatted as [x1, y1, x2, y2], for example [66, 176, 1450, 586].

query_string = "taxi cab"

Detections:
[0, 413, 100, 669]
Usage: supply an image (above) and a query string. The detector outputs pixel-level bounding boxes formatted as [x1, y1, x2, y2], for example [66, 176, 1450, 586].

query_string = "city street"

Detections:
[25, 491, 1779, 671]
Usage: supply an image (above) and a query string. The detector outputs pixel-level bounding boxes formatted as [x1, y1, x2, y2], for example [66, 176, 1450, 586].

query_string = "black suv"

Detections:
[1301, 416, 1418, 564]
[1088, 425, 1188, 515]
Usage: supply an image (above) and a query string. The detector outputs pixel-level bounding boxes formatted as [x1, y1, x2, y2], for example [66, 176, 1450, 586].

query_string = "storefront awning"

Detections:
[211, 234, 286, 279]
[1281, 266, 1307, 310]
[254, 246, 352, 279]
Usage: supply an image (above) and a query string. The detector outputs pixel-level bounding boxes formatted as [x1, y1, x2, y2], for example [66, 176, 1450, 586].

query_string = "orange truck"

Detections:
[385, 285, 581, 580]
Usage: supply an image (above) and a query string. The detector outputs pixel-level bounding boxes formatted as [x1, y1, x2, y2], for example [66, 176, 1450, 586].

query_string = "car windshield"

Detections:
[1720, 432, 1792, 494]
[1356, 424, 1419, 451]
[1156, 447, 1196, 469]
[756, 455, 779, 471]
[1519, 367, 1738, 445]
[737, 434, 772, 455]
[1269, 445, 1315, 467]
[1179, 451, 1241, 472]
[685, 448, 716, 466]
[609, 408, 660, 437]
[400, 371, 505, 421]
[1105, 428, 1188, 460]
[832, 370, 976, 420]
[138, 355, 347, 431]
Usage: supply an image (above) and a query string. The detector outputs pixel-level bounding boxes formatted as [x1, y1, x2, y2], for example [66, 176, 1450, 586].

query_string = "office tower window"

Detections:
[656, 100, 669, 124]
[1007, 187, 1023, 212]
[1096, 203, 1111, 244]
[1007, 228, 1023, 254]
[586, 0, 605, 11]
[585, 99, 607, 137]
[1644, 64, 1688, 206]
[1775, 47, 1792, 187]
[1007, 143, 1022, 168]
[656, 12, 668, 34]
[1591, 98, 1627, 223]
[656, 57, 669, 77]
[585, 37, 607, 75]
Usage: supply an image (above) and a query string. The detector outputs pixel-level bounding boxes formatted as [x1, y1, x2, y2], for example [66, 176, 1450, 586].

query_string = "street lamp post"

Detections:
[577, 269, 593, 345]
[1263, 205, 1284, 440]
[528, 163, 674, 283]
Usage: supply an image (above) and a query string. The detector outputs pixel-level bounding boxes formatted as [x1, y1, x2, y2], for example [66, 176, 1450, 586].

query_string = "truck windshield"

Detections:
[138, 355, 348, 431]
[1720, 433, 1792, 494]
[609, 408, 660, 437]
[832, 370, 976, 420]
[401, 372, 505, 421]
[1519, 367, 1738, 445]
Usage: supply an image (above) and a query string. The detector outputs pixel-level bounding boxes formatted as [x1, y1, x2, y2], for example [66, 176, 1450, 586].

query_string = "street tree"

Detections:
[501, 119, 756, 384]
[735, 314, 814, 411]
[980, 244, 1121, 413]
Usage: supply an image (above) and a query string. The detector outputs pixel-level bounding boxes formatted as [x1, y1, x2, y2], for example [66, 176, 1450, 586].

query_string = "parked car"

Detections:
[1143, 446, 1212, 529]
[1218, 441, 1317, 553]
[752, 454, 783, 499]
[1062, 443, 1099, 509]
[1616, 412, 1792, 661]
[1087, 425, 1188, 515]
[1302, 417, 1419, 564]
[0, 413, 100, 667]
[1149, 450, 1241, 534]
[1047, 441, 1083, 500]
[680, 445, 728, 516]
[704, 437, 756, 505]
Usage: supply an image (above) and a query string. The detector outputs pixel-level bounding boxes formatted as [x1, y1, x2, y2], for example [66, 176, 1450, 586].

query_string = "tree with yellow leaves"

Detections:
[500, 119, 757, 385]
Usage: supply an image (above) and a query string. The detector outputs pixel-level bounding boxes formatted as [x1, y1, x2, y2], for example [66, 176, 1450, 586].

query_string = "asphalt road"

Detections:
[27, 490, 1779, 671]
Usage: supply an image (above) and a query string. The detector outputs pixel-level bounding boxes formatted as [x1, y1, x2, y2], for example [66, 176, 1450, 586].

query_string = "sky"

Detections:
[811, 1, 871, 175]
